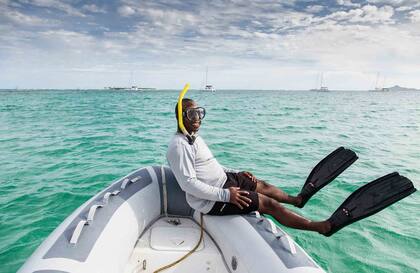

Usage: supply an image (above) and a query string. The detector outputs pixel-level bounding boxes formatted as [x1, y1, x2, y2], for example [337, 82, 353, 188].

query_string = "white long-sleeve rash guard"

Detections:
[166, 133, 237, 213]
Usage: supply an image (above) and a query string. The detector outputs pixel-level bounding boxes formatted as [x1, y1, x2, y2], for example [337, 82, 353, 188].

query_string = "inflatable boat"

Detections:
[19, 166, 326, 273]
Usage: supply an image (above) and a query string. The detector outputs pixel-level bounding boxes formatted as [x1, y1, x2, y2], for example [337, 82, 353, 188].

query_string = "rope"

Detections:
[153, 213, 204, 273]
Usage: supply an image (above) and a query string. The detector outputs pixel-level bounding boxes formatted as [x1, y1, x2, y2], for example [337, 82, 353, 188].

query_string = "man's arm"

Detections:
[168, 143, 230, 202]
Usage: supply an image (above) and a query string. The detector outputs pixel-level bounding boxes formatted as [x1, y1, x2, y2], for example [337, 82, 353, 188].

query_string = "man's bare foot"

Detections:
[293, 195, 303, 208]
[318, 221, 332, 235]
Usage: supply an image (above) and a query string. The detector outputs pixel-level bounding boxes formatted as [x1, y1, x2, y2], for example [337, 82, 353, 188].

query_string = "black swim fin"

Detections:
[297, 147, 358, 208]
[325, 172, 416, 237]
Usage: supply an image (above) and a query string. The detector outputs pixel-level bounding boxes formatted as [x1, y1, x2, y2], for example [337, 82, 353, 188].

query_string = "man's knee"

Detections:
[256, 179, 271, 192]
[258, 194, 281, 213]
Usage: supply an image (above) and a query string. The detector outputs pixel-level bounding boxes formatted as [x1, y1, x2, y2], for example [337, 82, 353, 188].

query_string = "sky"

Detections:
[1, 0, 420, 90]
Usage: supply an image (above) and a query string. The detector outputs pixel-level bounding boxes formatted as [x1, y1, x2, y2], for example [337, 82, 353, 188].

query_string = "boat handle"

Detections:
[265, 218, 278, 234]
[87, 204, 103, 224]
[277, 233, 297, 255]
[70, 220, 87, 245]
[121, 176, 141, 190]
[265, 218, 297, 255]
[161, 166, 168, 216]
[103, 190, 120, 204]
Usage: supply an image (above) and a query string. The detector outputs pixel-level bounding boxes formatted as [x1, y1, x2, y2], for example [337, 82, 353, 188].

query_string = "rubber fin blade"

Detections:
[325, 172, 416, 237]
[298, 147, 358, 208]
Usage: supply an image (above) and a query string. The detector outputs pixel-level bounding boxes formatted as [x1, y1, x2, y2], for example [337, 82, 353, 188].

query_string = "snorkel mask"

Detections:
[177, 83, 196, 145]
[183, 107, 206, 121]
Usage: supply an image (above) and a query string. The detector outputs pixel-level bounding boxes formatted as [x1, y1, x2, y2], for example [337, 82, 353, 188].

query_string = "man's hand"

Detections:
[239, 171, 257, 183]
[228, 187, 252, 209]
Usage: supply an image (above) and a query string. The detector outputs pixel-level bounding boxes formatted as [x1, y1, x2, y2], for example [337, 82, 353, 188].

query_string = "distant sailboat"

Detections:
[202, 67, 216, 92]
[310, 72, 329, 92]
[104, 71, 155, 91]
[369, 73, 389, 92]
[104, 86, 156, 91]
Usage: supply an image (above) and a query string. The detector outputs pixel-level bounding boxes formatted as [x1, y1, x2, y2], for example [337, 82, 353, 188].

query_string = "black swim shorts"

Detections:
[207, 172, 259, 215]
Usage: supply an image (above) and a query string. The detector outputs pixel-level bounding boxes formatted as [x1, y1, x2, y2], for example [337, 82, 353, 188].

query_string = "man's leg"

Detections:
[255, 179, 302, 206]
[258, 193, 330, 234]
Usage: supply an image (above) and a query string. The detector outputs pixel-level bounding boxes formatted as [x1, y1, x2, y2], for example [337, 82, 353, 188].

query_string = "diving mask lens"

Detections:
[185, 107, 206, 120]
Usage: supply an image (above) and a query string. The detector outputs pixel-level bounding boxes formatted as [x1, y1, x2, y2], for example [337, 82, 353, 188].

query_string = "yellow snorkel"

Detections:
[177, 83, 196, 144]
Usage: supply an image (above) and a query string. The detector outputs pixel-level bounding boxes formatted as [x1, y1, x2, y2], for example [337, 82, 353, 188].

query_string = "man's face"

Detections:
[183, 101, 202, 134]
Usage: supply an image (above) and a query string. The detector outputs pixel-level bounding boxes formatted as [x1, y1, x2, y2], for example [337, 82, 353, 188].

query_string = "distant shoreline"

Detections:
[1, 88, 419, 92]
[1, 84, 420, 92]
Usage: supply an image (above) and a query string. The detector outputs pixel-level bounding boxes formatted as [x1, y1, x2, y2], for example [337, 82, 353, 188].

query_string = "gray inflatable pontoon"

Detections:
[19, 166, 326, 273]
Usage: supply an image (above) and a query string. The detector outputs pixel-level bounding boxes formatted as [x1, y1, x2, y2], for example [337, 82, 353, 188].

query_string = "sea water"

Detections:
[0, 89, 419, 273]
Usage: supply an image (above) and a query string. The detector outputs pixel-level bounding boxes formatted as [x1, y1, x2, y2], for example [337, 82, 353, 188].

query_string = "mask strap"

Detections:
[177, 83, 196, 145]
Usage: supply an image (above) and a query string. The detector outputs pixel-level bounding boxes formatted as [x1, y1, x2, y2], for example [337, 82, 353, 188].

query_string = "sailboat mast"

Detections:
[205, 67, 208, 86]
[375, 72, 380, 89]
[316, 72, 320, 89]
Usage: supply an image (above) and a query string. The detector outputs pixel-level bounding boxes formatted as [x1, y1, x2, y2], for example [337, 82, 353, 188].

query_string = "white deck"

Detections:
[124, 217, 230, 273]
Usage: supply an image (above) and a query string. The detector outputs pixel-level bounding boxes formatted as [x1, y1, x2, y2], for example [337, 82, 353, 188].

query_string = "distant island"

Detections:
[387, 85, 420, 91]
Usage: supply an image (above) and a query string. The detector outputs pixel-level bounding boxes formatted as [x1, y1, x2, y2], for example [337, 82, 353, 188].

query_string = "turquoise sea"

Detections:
[0, 89, 419, 273]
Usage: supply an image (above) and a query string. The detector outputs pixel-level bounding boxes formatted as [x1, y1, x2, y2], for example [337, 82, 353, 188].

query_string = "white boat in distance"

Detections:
[369, 73, 390, 92]
[310, 72, 329, 92]
[19, 166, 325, 273]
[105, 71, 156, 91]
[370, 87, 390, 92]
[204, 84, 216, 92]
[202, 67, 216, 92]
[104, 86, 156, 91]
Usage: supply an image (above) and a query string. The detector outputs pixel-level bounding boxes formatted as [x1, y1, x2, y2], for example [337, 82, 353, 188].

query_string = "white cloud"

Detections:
[118, 5, 136, 17]
[306, 5, 324, 13]
[388, 1, 420, 11]
[337, 0, 361, 8]
[21, 0, 86, 17]
[409, 10, 420, 22]
[326, 5, 394, 24]
[82, 4, 106, 14]
[0, 3, 55, 26]
[367, 0, 404, 5]
[3, 10, 50, 25]
[396, 6, 412, 11]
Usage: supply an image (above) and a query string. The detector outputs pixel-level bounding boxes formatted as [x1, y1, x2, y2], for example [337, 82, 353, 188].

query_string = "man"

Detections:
[167, 98, 331, 234]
